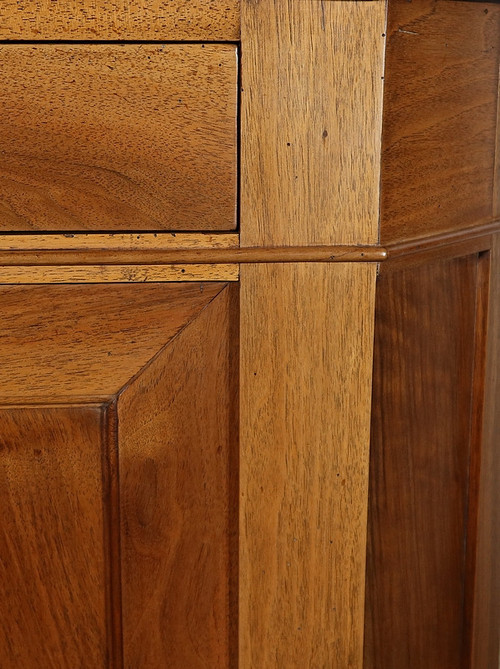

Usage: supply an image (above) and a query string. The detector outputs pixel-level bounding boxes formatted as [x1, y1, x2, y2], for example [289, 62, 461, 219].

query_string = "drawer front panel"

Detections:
[0, 44, 238, 232]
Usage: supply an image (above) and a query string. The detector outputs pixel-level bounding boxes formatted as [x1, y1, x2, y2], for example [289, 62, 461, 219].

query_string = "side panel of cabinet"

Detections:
[364, 254, 490, 668]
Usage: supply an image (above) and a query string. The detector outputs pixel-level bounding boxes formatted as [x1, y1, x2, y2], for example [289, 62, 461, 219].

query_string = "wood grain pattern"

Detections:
[240, 263, 377, 667]
[495, 65, 500, 218]
[240, 0, 386, 246]
[0, 0, 240, 41]
[119, 286, 238, 668]
[0, 44, 238, 232]
[381, 0, 500, 244]
[472, 236, 500, 668]
[0, 405, 110, 667]
[0, 264, 239, 283]
[0, 233, 240, 251]
[0, 282, 226, 402]
[364, 255, 484, 668]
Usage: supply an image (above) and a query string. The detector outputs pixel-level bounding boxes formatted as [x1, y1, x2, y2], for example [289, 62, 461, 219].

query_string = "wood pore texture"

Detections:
[240, 0, 386, 246]
[0, 44, 238, 232]
[364, 255, 488, 668]
[240, 263, 377, 667]
[0, 0, 240, 41]
[0, 282, 238, 666]
[381, 0, 500, 244]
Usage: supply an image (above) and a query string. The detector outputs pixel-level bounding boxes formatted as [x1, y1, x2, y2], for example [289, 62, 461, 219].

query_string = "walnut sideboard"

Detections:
[0, 1, 498, 667]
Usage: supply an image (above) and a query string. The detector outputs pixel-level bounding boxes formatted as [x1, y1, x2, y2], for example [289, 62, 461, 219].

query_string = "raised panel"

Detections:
[0, 44, 238, 232]
[0, 0, 240, 41]
[119, 286, 238, 668]
[364, 255, 486, 668]
[0, 405, 111, 667]
[381, 0, 500, 243]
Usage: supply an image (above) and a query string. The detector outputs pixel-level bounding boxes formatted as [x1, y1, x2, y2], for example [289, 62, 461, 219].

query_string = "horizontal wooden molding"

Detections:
[0, 264, 239, 284]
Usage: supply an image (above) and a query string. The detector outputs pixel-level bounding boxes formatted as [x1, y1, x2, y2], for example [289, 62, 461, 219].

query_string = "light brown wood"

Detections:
[0, 233, 240, 251]
[0, 245, 387, 266]
[0, 44, 238, 232]
[239, 262, 377, 667]
[119, 286, 238, 668]
[472, 235, 500, 668]
[495, 65, 500, 218]
[381, 0, 500, 244]
[0, 264, 239, 284]
[0, 0, 240, 41]
[0, 282, 226, 402]
[0, 405, 111, 667]
[240, 0, 386, 247]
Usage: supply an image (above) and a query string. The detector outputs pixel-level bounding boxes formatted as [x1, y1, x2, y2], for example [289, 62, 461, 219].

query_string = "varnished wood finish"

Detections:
[0, 0, 240, 41]
[0, 405, 110, 667]
[472, 235, 500, 668]
[364, 255, 487, 668]
[0, 282, 226, 402]
[119, 286, 238, 668]
[240, 0, 386, 246]
[240, 263, 377, 667]
[0, 44, 238, 232]
[381, 0, 500, 243]
[0, 264, 239, 284]
[0, 245, 387, 266]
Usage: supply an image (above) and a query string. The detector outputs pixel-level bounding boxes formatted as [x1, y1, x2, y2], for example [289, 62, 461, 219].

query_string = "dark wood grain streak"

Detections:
[118, 286, 237, 668]
[381, 0, 500, 243]
[364, 255, 484, 669]
[0, 405, 109, 667]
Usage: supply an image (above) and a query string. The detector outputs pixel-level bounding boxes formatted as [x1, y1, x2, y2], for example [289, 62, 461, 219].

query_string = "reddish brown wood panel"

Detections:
[0, 44, 238, 232]
[364, 255, 486, 668]
[472, 237, 500, 667]
[118, 285, 238, 668]
[381, 0, 500, 244]
[0, 405, 110, 667]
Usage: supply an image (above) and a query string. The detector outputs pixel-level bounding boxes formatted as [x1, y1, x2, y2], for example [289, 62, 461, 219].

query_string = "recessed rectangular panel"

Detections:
[0, 44, 238, 232]
[0, 405, 109, 668]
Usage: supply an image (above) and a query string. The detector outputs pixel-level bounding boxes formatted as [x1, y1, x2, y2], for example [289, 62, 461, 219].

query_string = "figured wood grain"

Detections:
[240, 263, 377, 667]
[0, 264, 239, 283]
[364, 255, 483, 668]
[472, 236, 500, 668]
[240, 0, 386, 246]
[0, 405, 110, 667]
[381, 0, 500, 244]
[0, 282, 226, 402]
[0, 0, 240, 41]
[119, 286, 238, 668]
[0, 44, 238, 232]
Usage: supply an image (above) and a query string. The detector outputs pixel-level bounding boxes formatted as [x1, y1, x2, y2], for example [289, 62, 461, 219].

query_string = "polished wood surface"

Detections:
[364, 255, 486, 668]
[240, 263, 377, 667]
[0, 405, 110, 667]
[241, 0, 385, 246]
[119, 286, 238, 668]
[0, 44, 237, 232]
[472, 235, 500, 668]
[381, 0, 500, 243]
[0, 282, 226, 402]
[0, 0, 240, 41]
